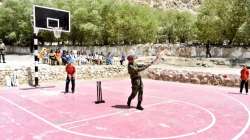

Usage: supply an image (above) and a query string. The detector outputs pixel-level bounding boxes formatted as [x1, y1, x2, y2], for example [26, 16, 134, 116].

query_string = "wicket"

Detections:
[95, 81, 105, 104]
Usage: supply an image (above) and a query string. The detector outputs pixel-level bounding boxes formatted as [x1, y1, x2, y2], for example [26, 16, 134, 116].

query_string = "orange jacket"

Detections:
[66, 64, 76, 76]
[241, 68, 249, 80]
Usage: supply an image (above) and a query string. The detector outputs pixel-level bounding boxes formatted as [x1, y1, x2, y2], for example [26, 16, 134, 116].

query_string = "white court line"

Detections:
[59, 111, 124, 127]
[66, 123, 88, 130]
[64, 100, 174, 130]
[172, 100, 216, 133]
[0, 95, 129, 140]
[59, 100, 172, 127]
[223, 94, 250, 140]
[0, 95, 215, 140]
[1, 89, 249, 140]
[148, 94, 250, 139]
[19, 90, 62, 98]
[146, 95, 216, 133]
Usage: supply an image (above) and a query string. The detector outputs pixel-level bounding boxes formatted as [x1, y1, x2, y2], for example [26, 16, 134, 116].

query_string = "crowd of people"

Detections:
[38, 48, 124, 66]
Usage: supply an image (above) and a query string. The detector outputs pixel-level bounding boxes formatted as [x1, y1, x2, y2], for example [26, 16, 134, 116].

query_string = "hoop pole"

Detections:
[33, 30, 39, 87]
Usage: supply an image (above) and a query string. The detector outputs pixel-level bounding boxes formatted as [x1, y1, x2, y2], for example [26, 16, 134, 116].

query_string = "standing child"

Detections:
[65, 61, 76, 94]
[240, 64, 249, 95]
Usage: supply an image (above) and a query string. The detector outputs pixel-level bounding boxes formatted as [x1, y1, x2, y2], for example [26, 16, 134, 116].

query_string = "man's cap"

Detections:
[127, 55, 136, 61]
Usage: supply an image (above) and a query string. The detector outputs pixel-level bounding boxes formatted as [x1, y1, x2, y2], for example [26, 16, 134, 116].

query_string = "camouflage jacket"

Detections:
[128, 62, 151, 79]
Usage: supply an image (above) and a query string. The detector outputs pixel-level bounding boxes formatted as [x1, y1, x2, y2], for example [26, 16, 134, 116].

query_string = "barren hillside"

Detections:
[130, 0, 202, 10]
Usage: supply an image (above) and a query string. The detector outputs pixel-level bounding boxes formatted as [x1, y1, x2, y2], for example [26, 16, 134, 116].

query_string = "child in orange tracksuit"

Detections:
[240, 64, 249, 95]
[65, 61, 76, 93]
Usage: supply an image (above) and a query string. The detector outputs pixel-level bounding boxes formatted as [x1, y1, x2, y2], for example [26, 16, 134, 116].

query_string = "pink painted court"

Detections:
[0, 79, 250, 140]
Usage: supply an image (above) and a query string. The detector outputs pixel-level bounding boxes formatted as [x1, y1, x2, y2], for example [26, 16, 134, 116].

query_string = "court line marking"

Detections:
[7, 80, 249, 139]
[146, 95, 216, 133]
[0, 95, 215, 140]
[222, 94, 250, 140]
[59, 100, 173, 127]
[148, 92, 250, 139]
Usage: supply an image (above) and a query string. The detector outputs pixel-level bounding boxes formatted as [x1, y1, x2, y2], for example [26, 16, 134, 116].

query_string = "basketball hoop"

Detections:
[53, 27, 62, 39]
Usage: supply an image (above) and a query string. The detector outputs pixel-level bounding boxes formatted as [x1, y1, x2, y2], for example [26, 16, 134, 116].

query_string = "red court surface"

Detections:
[0, 79, 250, 140]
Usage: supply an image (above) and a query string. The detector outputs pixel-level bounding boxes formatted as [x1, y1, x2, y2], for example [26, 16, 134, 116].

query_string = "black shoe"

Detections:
[72, 91, 74, 94]
[64, 91, 68, 94]
[136, 106, 144, 110]
[127, 102, 131, 108]
[3, 62, 6, 63]
[127, 99, 131, 107]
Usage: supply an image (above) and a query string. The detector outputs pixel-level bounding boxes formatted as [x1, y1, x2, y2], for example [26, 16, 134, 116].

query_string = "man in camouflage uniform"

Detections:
[0, 39, 6, 63]
[127, 54, 160, 110]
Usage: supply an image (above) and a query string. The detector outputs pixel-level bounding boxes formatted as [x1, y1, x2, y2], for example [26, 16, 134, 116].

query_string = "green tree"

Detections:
[157, 9, 176, 43]
[195, 0, 224, 44]
[157, 9, 196, 43]
[196, 0, 248, 45]
[174, 11, 196, 43]
[0, 0, 33, 46]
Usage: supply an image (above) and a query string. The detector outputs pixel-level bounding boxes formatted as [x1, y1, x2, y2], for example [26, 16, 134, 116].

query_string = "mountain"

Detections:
[130, 0, 202, 10]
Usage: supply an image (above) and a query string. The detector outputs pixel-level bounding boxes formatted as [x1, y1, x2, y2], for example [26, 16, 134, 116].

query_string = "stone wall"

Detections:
[6, 44, 250, 59]
[0, 64, 244, 87]
[145, 68, 242, 87]
[0, 65, 128, 86]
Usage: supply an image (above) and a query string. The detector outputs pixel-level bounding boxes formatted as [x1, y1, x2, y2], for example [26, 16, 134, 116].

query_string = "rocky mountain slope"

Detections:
[130, 0, 202, 10]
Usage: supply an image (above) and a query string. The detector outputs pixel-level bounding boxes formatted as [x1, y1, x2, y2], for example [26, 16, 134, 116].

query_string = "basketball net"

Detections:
[53, 27, 62, 39]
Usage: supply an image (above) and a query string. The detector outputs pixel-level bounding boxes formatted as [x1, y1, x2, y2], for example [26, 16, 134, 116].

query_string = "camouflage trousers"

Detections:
[128, 77, 143, 102]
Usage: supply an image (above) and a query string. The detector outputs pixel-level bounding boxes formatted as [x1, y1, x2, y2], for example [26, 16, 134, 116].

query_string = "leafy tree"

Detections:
[157, 9, 196, 43]
[0, 0, 33, 46]
[195, 0, 224, 44]
[196, 0, 248, 45]
[174, 11, 196, 43]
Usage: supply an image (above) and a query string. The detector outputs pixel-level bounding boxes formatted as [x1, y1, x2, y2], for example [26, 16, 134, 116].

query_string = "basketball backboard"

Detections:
[33, 5, 70, 32]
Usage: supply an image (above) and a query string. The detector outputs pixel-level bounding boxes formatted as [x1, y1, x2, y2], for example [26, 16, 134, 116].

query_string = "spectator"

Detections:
[97, 53, 103, 65]
[0, 39, 6, 63]
[43, 49, 49, 64]
[120, 52, 126, 65]
[49, 50, 56, 65]
[106, 52, 113, 65]
[55, 49, 62, 65]
[88, 53, 94, 64]
[69, 50, 77, 64]
[100, 52, 105, 64]
[79, 52, 88, 65]
[76, 51, 81, 65]
[61, 50, 68, 65]
[206, 42, 212, 58]
[38, 48, 48, 64]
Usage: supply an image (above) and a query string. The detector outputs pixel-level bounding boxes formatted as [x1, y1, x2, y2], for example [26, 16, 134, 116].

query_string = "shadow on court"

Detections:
[227, 92, 243, 95]
[20, 85, 56, 90]
[112, 104, 135, 109]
